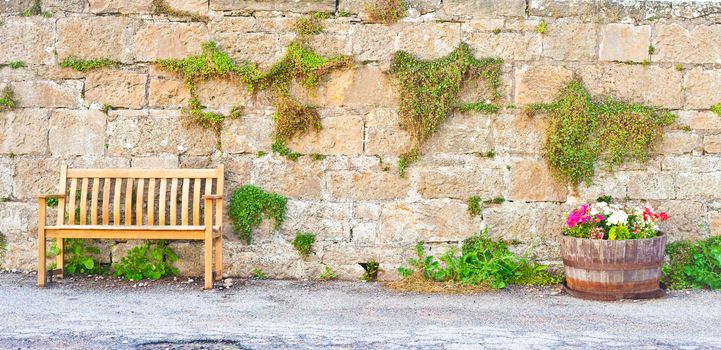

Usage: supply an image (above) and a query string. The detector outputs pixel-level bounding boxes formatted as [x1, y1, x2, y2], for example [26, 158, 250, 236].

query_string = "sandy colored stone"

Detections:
[652, 23, 721, 64]
[365, 108, 412, 157]
[685, 67, 721, 110]
[215, 33, 282, 68]
[220, 113, 274, 154]
[11, 81, 82, 108]
[149, 78, 191, 108]
[350, 25, 399, 62]
[211, 16, 256, 34]
[85, 70, 147, 109]
[165, 0, 208, 14]
[327, 171, 410, 201]
[280, 200, 353, 242]
[49, 110, 107, 156]
[443, 0, 526, 18]
[599, 24, 650, 62]
[464, 31, 542, 61]
[422, 113, 492, 154]
[657, 132, 700, 155]
[626, 172, 676, 200]
[542, 21, 598, 61]
[676, 173, 721, 200]
[397, 23, 461, 60]
[12, 157, 63, 199]
[704, 134, 721, 154]
[57, 16, 136, 62]
[579, 65, 682, 109]
[223, 156, 253, 189]
[378, 200, 482, 243]
[0, 109, 50, 156]
[509, 160, 567, 202]
[710, 212, 721, 236]
[211, 0, 336, 12]
[514, 65, 573, 105]
[252, 157, 323, 199]
[304, 33, 351, 58]
[661, 156, 721, 173]
[0, 17, 54, 65]
[677, 111, 721, 130]
[493, 112, 546, 155]
[287, 113, 364, 156]
[654, 200, 706, 241]
[132, 22, 207, 62]
[106, 110, 217, 156]
[132, 155, 179, 169]
[195, 78, 252, 109]
[88, 0, 151, 13]
[416, 165, 505, 199]
[341, 66, 398, 107]
[0, 202, 39, 271]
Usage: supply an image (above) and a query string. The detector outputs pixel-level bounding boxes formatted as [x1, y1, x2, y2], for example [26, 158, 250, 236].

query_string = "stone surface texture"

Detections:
[1, 0, 720, 281]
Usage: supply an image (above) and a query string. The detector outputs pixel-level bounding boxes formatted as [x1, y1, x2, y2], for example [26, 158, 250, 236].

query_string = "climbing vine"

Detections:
[228, 185, 287, 244]
[60, 57, 117, 72]
[0, 87, 16, 111]
[292, 12, 329, 36]
[156, 41, 352, 153]
[524, 79, 676, 187]
[366, 0, 406, 24]
[389, 43, 503, 176]
[711, 102, 721, 117]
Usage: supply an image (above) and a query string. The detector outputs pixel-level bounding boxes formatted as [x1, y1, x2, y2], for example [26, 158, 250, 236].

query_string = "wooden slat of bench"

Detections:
[136, 178, 144, 225]
[68, 169, 217, 179]
[170, 178, 178, 225]
[181, 178, 189, 226]
[102, 178, 110, 225]
[46, 229, 206, 240]
[193, 178, 201, 226]
[68, 178, 77, 225]
[124, 178, 133, 225]
[159, 178, 167, 225]
[79, 178, 88, 224]
[91, 178, 99, 225]
[113, 178, 121, 225]
[147, 179, 155, 225]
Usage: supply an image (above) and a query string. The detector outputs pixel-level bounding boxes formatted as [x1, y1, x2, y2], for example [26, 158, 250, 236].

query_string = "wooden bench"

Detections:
[37, 165, 225, 289]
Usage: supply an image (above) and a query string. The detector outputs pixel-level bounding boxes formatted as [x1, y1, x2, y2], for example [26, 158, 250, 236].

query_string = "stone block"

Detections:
[280, 200, 353, 242]
[0, 157, 12, 198]
[657, 132, 700, 155]
[514, 64, 573, 105]
[542, 21, 598, 61]
[685, 68, 721, 110]
[464, 31, 542, 61]
[350, 25, 399, 62]
[252, 157, 323, 199]
[287, 111, 364, 156]
[215, 33, 282, 68]
[661, 156, 721, 173]
[579, 64, 683, 109]
[652, 24, 721, 64]
[12, 157, 63, 199]
[599, 24, 651, 62]
[0, 108, 50, 156]
[378, 200, 482, 243]
[327, 171, 410, 201]
[11, 81, 83, 108]
[423, 114, 493, 154]
[704, 134, 721, 154]
[0, 202, 39, 271]
[57, 16, 136, 62]
[0, 17, 54, 65]
[132, 155, 179, 168]
[443, 0, 526, 19]
[195, 78, 253, 110]
[88, 0, 151, 13]
[677, 111, 721, 130]
[85, 70, 147, 109]
[220, 112, 274, 155]
[509, 159, 567, 202]
[148, 78, 191, 108]
[625, 172, 676, 200]
[397, 23, 461, 60]
[492, 112, 546, 155]
[49, 110, 107, 156]
[106, 110, 217, 156]
[653, 200, 706, 241]
[676, 173, 721, 200]
[364, 108, 412, 157]
[165, 0, 208, 14]
[132, 21, 208, 62]
[210, 0, 336, 12]
[416, 164, 505, 199]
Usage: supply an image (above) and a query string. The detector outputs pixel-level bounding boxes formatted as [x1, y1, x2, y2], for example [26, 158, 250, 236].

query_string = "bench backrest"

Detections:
[55, 165, 224, 227]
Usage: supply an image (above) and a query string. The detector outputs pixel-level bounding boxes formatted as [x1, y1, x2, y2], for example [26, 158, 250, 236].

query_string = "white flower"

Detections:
[607, 210, 629, 225]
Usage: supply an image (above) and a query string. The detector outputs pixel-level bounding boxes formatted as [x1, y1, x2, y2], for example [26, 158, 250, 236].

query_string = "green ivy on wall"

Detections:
[389, 43, 503, 176]
[524, 79, 676, 187]
[0, 87, 16, 111]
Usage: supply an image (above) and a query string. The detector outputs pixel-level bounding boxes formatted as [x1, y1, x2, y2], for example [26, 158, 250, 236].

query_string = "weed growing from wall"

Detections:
[536, 20, 547, 34]
[293, 12, 329, 35]
[319, 265, 338, 280]
[228, 185, 287, 244]
[467, 196, 481, 217]
[0, 87, 16, 111]
[711, 103, 721, 117]
[60, 57, 117, 72]
[8, 61, 25, 69]
[366, 0, 406, 24]
[389, 43, 503, 176]
[113, 241, 178, 281]
[151, 0, 208, 22]
[524, 79, 675, 187]
[157, 41, 352, 154]
[360, 260, 380, 281]
[252, 268, 268, 279]
[292, 232, 316, 258]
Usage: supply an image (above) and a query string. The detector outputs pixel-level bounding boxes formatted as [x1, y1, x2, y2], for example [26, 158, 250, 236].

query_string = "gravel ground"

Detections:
[1, 272, 720, 349]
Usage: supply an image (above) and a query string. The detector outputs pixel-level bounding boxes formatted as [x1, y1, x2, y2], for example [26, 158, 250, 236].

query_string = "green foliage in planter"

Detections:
[157, 41, 351, 148]
[361, 260, 380, 281]
[113, 241, 178, 281]
[366, 0, 406, 24]
[711, 103, 721, 117]
[60, 57, 117, 72]
[398, 228, 562, 289]
[319, 265, 337, 280]
[292, 232, 316, 258]
[228, 185, 287, 244]
[389, 43, 502, 176]
[525, 79, 675, 187]
[151, 0, 208, 22]
[49, 239, 107, 275]
[467, 196, 481, 217]
[293, 12, 329, 35]
[8, 61, 25, 69]
[663, 236, 721, 290]
[0, 87, 16, 111]
[252, 268, 268, 279]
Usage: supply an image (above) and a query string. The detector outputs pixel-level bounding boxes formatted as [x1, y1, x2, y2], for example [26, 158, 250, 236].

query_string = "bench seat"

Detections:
[45, 225, 222, 240]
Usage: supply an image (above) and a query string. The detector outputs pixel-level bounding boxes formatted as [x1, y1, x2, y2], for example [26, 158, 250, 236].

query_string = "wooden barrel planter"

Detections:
[560, 233, 667, 301]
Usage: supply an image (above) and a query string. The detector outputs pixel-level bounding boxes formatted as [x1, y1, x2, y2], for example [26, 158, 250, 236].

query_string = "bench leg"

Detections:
[204, 236, 213, 290]
[56, 238, 64, 279]
[214, 235, 222, 281]
[37, 230, 46, 287]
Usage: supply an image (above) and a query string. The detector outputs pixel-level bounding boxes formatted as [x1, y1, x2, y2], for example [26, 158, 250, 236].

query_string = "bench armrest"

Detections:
[202, 194, 223, 200]
[37, 194, 66, 199]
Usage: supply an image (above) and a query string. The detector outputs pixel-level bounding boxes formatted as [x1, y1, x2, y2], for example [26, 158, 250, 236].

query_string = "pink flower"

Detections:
[589, 227, 604, 240]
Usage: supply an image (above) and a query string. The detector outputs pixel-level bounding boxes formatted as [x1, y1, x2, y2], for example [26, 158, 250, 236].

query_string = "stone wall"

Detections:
[2, 0, 721, 280]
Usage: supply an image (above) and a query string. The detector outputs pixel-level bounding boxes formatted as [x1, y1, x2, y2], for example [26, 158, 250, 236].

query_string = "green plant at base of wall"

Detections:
[524, 79, 675, 187]
[0, 87, 16, 111]
[252, 268, 268, 279]
[48, 239, 107, 275]
[663, 236, 721, 290]
[113, 241, 178, 281]
[398, 228, 562, 289]
[228, 185, 287, 244]
[8, 61, 25, 69]
[389, 43, 502, 176]
[293, 12, 330, 35]
[60, 57, 117, 72]
[366, 0, 406, 24]
[361, 260, 380, 281]
[711, 103, 721, 117]
[151, 0, 208, 22]
[292, 232, 316, 258]
[319, 265, 337, 280]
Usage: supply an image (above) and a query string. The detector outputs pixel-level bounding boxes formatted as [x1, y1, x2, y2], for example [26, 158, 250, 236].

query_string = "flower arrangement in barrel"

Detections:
[564, 198, 668, 240]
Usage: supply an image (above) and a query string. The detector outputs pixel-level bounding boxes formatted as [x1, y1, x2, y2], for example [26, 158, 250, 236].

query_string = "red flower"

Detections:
[659, 212, 669, 221]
